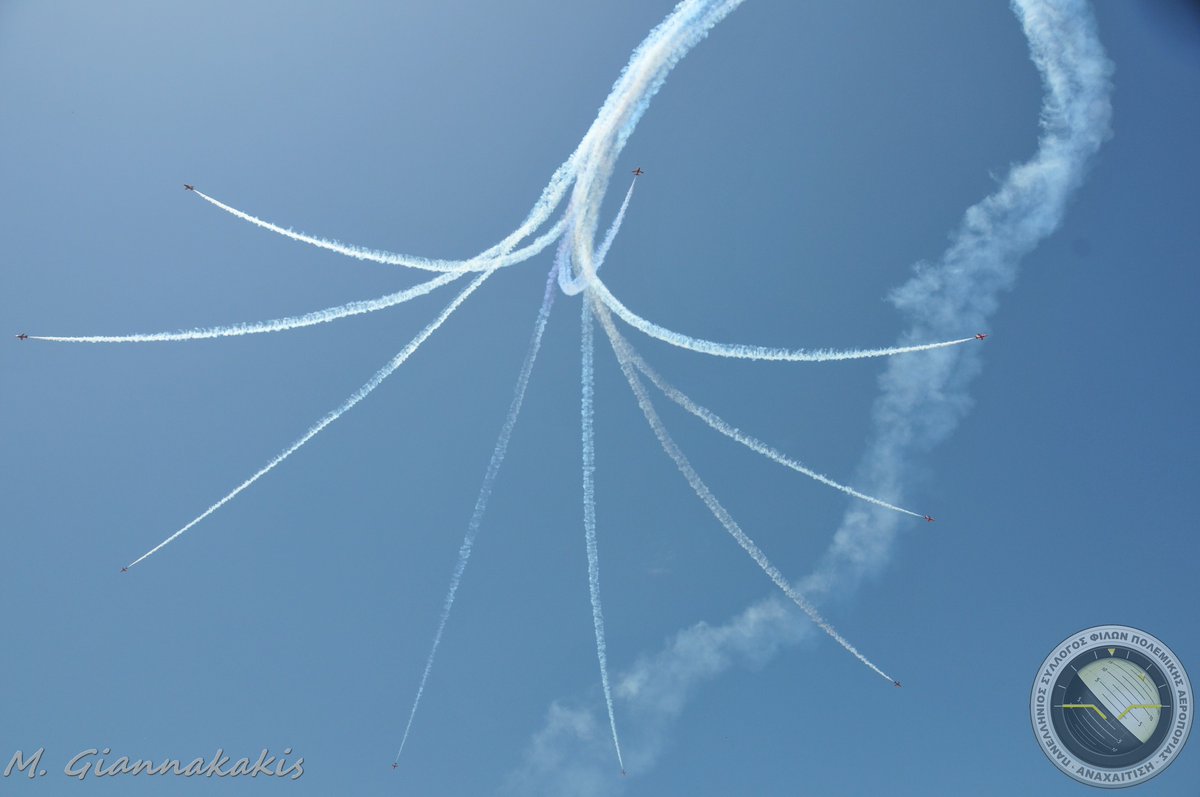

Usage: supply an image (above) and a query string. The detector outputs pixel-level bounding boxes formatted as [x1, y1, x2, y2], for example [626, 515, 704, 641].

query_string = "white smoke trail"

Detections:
[568, 0, 746, 281]
[188, 2, 747, 285]
[182, 1, 748, 298]
[124, 268, 496, 570]
[511, 0, 1113, 786]
[806, 0, 1113, 598]
[193, 188, 568, 273]
[591, 276, 980, 362]
[580, 298, 625, 773]
[395, 264, 560, 765]
[609, 324, 927, 519]
[31, 270, 466, 343]
[558, 179, 637, 296]
[594, 299, 895, 684]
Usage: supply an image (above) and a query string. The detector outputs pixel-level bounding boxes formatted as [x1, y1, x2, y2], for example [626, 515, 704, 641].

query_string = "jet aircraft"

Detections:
[16, 333, 28, 340]
[631, 167, 644, 176]
[975, 333, 988, 340]
[923, 515, 935, 523]
[184, 184, 195, 191]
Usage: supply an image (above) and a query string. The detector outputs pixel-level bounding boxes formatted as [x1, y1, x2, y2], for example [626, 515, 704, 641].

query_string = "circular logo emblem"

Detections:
[1031, 625, 1192, 788]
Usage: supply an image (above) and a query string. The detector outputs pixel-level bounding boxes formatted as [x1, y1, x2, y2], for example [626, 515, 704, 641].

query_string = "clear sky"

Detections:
[2, 1, 1198, 795]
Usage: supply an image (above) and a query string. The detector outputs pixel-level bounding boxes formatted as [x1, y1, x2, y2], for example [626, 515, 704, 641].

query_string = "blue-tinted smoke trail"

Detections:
[125, 269, 495, 570]
[395, 264, 559, 765]
[31, 270, 466, 343]
[594, 300, 895, 684]
[511, 1, 1114, 786]
[191, 189, 569, 273]
[610, 325, 927, 519]
[590, 277, 980, 362]
[580, 298, 625, 773]
[558, 179, 636, 296]
[806, 0, 1114, 597]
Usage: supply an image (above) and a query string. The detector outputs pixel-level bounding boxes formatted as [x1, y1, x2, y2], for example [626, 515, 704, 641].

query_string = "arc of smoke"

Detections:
[590, 275, 980, 362]
[395, 264, 559, 765]
[193, 188, 569, 273]
[567, 0, 746, 281]
[594, 298, 895, 684]
[558, 179, 637, 297]
[191, 1, 746, 286]
[31, 270, 467, 343]
[580, 298, 625, 773]
[805, 0, 1114, 597]
[510, 0, 1114, 786]
[124, 268, 496, 570]
[610, 324, 927, 520]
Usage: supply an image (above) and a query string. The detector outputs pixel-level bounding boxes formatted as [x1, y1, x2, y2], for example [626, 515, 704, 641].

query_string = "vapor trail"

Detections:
[395, 264, 559, 765]
[558, 179, 637, 296]
[124, 269, 495, 570]
[595, 300, 895, 684]
[193, 188, 568, 273]
[804, 0, 1114, 598]
[608, 325, 927, 519]
[189, 0, 748, 287]
[567, 0, 746, 280]
[513, 0, 1112, 787]
[590, 276, 979, 362]
[31, 271, 466, 343]
[580, 298, 625, 773]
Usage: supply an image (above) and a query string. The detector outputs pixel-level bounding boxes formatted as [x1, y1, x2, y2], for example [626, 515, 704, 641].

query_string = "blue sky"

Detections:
[2, 1, 1198, 795]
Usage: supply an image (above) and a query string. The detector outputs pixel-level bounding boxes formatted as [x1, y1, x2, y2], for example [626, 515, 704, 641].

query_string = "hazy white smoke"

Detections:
[511, 0, 1113, 790]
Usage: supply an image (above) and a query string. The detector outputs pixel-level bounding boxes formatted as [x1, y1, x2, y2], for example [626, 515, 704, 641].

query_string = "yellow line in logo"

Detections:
[1117, 704, 1162, 720]
[1061, 704, 1108, 720]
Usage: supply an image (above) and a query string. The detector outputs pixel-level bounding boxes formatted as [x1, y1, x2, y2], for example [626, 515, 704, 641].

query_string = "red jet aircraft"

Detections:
[975, 333, 988, 340]
[631, 167, 644, 176]
[923, 515, 935, 523]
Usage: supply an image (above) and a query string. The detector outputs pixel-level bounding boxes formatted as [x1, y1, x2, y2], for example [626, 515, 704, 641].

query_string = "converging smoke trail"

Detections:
[590, 276, 980, 362]
[124, 269, 496, 570]
[594, 300, 895, 684]
[558, 179, 637, 296]
[568, 0, 746, 273]
[31, 270, 466, 343]
[580, 298, 625, 773]
[193, 188, 568, 273]
[395, 264, 560, 765]
[191, 1, 748, 285]
[608, 325, 927, 520]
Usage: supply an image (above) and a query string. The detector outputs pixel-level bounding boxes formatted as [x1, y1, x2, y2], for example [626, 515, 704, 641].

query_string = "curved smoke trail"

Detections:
[610, 324, 928, 519]
[189, 0, 747, 279]
[190, 187, 572, 273]
[590, 276, 980, 362]
[558, 179, 636, 296]
[807, 0, 1113, 597]
[512, 0, 1113, 787]
[32, 270, 467, 343]
[594, 299, 896, 684]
